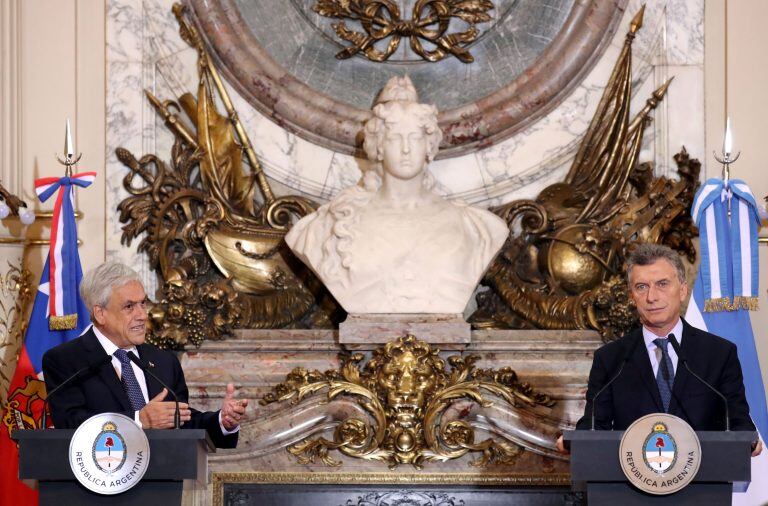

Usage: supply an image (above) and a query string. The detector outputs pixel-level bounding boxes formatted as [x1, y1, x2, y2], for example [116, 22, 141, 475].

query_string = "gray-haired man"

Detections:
[42, 262, 247, 448]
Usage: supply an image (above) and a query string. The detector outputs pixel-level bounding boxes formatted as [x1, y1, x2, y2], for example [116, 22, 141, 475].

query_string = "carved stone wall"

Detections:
[179, 329, 599, 505]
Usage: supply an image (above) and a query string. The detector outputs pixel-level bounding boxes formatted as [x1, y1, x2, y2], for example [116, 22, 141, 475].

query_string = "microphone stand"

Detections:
[41, 354, 112, 429]
[127, 352, 181, 429]
[590, 337, 641, 430]
[668, 334, 730, 431]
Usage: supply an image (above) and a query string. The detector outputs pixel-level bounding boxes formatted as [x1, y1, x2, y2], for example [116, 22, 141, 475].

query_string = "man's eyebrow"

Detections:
[123, 297, 148, 305]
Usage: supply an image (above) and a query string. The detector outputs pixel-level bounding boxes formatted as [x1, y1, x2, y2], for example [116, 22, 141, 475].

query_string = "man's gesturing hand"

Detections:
[220, 383, 248, 431]
[139, 388, 192, 429]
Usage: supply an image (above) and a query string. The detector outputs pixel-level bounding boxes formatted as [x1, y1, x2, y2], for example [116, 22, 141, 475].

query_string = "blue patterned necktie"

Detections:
[114, 349, 146, 411]
[653, 338, 675, 412]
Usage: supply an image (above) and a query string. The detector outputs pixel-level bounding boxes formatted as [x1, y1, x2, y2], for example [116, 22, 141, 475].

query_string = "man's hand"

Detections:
[556, 435, 570, 454]
[139, 388, 192, 429]
[752, 439, 763, 457]
[220, 383, 248, 431]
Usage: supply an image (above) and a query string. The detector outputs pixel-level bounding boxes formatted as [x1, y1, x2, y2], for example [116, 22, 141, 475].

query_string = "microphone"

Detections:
[590, 336, 641, 430]
[667, 334, 730, 431]
[42, 354, 112, 429]
[126, 352, 181, 429]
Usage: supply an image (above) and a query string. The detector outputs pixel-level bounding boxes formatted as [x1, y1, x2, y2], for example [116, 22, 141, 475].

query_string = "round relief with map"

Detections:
[185, 0, 627, 158]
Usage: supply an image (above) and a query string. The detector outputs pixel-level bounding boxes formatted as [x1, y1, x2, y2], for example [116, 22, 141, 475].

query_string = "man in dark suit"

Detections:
[556, 243, 761, 456]
[43, 262, 247, 448]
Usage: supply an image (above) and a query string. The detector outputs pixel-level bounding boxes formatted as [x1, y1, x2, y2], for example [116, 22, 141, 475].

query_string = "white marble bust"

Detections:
[285, 76, 508, 314]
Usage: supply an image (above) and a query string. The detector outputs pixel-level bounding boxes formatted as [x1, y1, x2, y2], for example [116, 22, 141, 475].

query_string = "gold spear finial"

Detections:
[630, 4, 646, 34]
[652, 77, 674, 100]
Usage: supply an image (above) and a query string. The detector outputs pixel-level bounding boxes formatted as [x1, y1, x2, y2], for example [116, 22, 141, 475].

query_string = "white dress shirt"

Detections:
[642, 318, 683, 378]
[91, 325, 238, 433]
[92, 325, 149, 425]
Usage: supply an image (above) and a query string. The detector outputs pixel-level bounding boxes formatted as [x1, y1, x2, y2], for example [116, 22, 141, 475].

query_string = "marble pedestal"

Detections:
[178, 328, 603, 505]
[338, 313, 471, 344]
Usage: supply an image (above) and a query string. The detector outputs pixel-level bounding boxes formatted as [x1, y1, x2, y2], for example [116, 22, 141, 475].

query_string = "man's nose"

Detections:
[646, 285, 658, 301]
[402, 139, 410, 154]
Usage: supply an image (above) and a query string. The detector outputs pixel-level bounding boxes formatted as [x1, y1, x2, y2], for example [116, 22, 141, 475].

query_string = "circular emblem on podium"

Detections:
[619, 413, 701, 495]
[68, 413, 150, 495]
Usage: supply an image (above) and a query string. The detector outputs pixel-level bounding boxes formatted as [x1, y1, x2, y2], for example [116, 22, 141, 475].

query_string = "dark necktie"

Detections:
[114, 349, 146, 411]
[653, 338, 675, 412]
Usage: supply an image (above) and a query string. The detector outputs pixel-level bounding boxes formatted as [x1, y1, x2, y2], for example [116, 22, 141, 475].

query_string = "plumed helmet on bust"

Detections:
[375, 75, 419, 104]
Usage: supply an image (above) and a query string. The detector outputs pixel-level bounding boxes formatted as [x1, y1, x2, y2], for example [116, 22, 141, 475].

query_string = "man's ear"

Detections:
[92, 306, 106, 326]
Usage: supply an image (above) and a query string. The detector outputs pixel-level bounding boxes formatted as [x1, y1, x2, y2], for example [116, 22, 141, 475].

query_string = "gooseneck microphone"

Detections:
[41, 354, 113, 429]
[126, 351, 181, 429]
[667, 334, 730, 431]
[590, 336, 641, 430]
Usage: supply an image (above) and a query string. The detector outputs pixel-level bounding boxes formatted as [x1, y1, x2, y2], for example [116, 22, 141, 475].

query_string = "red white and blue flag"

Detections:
[0, 172, 94, 505]
[33, 171, 95, 330]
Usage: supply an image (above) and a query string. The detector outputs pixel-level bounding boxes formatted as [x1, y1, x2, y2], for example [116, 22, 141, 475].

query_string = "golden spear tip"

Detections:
[630, 4, 646, 34]
[653, 77, 674, 99]
[144, 89, 162, 108]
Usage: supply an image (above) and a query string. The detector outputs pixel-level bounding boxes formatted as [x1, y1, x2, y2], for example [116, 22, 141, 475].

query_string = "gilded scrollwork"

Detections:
[261, 335, 553, 469]
[470, 8, 701, 340]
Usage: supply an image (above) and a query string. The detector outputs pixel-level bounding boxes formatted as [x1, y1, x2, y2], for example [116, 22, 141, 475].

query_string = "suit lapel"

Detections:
[136, 344, 163, 399]
[669, 320, 694, 415]
[628, 329, 665, 412]
[81, 329, 132, 412]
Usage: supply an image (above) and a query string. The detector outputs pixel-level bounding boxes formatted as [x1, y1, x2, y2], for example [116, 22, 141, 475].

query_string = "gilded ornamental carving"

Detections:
[261, 335, 554, 469]
[116, 6, 699, 346]
[313, 0, 494, 63]
[470, 7, 700, 339]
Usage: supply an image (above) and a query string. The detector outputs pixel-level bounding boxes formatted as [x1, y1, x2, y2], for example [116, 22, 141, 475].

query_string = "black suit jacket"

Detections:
[576, 319, 755, 432]
[42, 328, 237, 448]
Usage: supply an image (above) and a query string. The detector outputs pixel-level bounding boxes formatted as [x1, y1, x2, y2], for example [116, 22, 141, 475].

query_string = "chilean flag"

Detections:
[34, 172, 95, 330]
[0, 172, 94, 505]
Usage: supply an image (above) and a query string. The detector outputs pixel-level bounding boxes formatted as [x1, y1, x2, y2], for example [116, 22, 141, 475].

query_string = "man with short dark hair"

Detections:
[556, 243, 761, 456]
[42, 262, 247, 448]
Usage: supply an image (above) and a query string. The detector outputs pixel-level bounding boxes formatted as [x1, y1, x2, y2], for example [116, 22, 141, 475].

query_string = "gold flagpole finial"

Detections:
[630, 4, 646, 34]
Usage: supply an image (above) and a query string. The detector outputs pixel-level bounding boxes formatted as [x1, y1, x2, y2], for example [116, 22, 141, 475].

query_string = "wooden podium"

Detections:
[564, 430, 755, 505]
[13, 429, 212, 505]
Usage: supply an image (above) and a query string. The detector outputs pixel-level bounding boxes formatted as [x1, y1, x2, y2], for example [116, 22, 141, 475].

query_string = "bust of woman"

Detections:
[285, 76, 508, 314]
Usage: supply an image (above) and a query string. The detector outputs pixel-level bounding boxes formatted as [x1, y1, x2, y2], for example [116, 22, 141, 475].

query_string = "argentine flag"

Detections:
[686, 179, 768, 504]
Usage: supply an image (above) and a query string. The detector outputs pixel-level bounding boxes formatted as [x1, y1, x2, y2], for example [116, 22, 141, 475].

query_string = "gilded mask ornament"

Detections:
[313, 0, 494, 63]
[261, 335, 554, 469]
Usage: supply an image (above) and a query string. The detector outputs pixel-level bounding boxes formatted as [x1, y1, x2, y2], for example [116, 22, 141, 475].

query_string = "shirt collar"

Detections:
[91, 324, 139, 358]
[642, 318, 684, 349]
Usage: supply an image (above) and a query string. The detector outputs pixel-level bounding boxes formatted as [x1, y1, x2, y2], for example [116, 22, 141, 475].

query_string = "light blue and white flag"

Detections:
[691, 178, 760, 312]
[686, 178, 767, 504]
